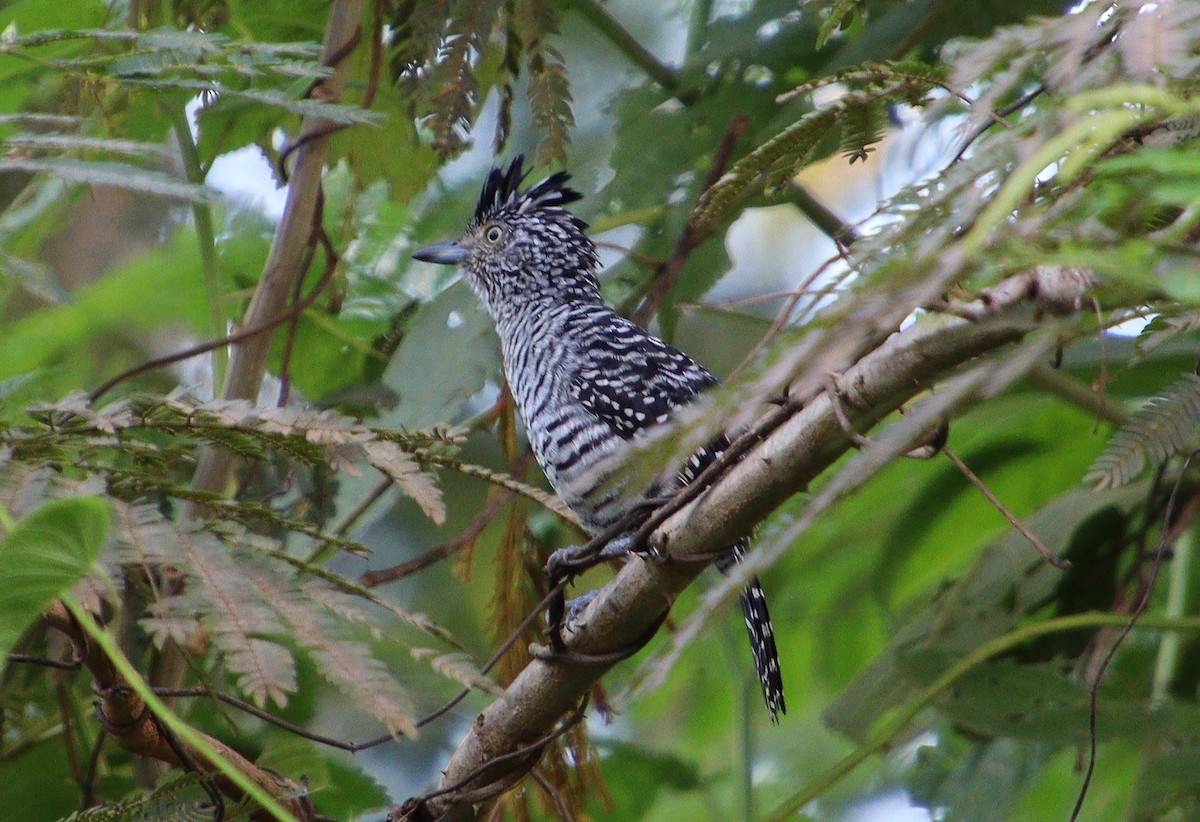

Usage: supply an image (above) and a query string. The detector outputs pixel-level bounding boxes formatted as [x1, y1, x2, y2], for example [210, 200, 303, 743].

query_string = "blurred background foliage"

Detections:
[0, 0, 1199, 821]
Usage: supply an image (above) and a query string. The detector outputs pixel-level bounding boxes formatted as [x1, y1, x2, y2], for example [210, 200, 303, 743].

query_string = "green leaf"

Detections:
[254, 731, 388, 819]
[908, 736, 1050, 822]
[0, 496, 108, 659]
[0, 231, 207, 384]
[590, 741, 700, 820]
[825, 483, 1148, 743]
[380, 282, 501, 429]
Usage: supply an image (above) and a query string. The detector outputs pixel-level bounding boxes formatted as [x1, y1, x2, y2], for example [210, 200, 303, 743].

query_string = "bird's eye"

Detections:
[484, 225, 504, 243]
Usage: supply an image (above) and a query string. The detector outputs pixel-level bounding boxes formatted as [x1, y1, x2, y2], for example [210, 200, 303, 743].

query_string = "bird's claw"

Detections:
[557, 590, 600, 633]
[545, 533, 635, 585]
[545, 533, 636, 646]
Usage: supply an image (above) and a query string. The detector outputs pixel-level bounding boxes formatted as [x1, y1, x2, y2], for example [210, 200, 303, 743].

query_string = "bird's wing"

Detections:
[567, 322, 718, 442]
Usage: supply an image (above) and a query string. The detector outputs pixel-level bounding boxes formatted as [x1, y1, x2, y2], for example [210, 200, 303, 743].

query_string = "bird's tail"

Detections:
[719, 542, 786, 722]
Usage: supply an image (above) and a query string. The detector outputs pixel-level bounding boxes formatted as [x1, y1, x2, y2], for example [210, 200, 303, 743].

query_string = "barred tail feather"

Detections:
[740, 578, 785, 722]
[718, 541, 785, 722]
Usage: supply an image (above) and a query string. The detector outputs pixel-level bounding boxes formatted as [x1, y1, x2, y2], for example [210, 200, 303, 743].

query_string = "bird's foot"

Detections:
[545, 533, 634, 587]
[545, 533, 634, 646]
[557, 589, 600, 633]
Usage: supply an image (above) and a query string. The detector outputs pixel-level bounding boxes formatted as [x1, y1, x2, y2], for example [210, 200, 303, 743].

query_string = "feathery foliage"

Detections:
[5, 1, 1200, 820]
[1086, 373, 1200, 490]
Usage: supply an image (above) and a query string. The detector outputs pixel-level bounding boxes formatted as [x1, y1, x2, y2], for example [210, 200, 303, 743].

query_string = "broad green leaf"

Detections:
[0, 232, 207, 384]
[825, 483, 1148, 743]
[380, 281, 500, 429]
[591, 741, 701, 820]
[0, 496, 108, 659]
[907, 736, 1050, 822]
[0, 739, 80, 821]
[255, 731, 389, 819]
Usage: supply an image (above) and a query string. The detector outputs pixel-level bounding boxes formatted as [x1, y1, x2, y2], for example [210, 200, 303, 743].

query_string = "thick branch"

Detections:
[406, 269, 1088, 820]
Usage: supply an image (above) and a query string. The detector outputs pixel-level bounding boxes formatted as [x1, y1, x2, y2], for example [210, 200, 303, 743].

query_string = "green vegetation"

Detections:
[0, 1, 1199, 820]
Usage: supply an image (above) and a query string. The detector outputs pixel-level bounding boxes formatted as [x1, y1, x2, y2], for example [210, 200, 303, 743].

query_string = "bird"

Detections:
[412, 156, 785, 721]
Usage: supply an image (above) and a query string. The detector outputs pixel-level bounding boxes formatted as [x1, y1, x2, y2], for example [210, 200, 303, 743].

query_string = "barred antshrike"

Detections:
[413, 157, 785, 720]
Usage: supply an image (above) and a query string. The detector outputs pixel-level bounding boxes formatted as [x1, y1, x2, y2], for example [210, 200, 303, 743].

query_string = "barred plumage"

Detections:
[413, 156, 785, 721]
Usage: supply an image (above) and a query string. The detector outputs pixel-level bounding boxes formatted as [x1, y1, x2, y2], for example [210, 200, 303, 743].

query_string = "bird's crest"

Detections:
[473, 155, 586, 229]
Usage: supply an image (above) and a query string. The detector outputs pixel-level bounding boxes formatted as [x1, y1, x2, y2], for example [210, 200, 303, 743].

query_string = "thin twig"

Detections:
[57, 680, 85, 792]
[88, 228, 339, 404]
[359, 450, 536, 587]
[1070, 452, 1200, 822]
[783, 182, 860, 246]
[82, 732, 105, 808]
[411, 696, 589, 808]
[7, 651, 83, 670]
[631, 114, 749, 327]
[568, 0, 680, 93]
[943, 447, 1071, 569]
[676, 287, 840, 312]
[593, 240, 660, 268]
[155, 687, 370, 753]
[332, 476, 394, 537]
[530, 769, 576, 822]
[359, 488, 515, 588]
[952, 85, 1047, 164]
[353, 579, 571, 753]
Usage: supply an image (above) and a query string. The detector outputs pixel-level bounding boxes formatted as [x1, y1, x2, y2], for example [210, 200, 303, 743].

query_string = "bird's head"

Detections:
[412, 156, 600, 315]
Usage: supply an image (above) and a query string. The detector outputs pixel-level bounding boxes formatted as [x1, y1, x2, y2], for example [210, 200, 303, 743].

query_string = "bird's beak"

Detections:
[412, 241, 467, 266]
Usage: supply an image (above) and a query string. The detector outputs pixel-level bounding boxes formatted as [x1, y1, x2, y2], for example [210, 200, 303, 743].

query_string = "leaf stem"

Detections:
[780, 181, 860, 246]
[61, 595, 302, 822]
[168, 103, 227, 393]
[686, 0, 715, 57]
[568, 0, 682, 94]
[768, 612, 1200, 821]
[722, 622, 754, 822]
[1027, 362, 1131, 427]
[1152, 530, 1193, 706]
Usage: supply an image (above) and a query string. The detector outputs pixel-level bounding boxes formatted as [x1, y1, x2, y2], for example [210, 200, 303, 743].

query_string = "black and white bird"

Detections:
[413, 157, 785, 721]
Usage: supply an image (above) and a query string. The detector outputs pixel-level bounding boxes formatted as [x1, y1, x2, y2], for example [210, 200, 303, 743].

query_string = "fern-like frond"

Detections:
[111, 502, 180, 566]
[178, 527, 297, 707]
[1085, 373, 1200, 489]
[513, 0, 574, 166]
[411, 648, 504, 696]
[234, 553, 418, 737]
[426, 0, 503, 157]
[420, 452, 580, 526]
[24, 393, 450, 528]
[362, 441, 445, 524]
[56, 772, 210, 822]
[389, 0, 453, 89]
[776, 60, 949, 106]
[838, 97, 888, 163]
[260, 546, 461, 648]
[1135, 311, 1200, 359]
[694, 77, 935, 231]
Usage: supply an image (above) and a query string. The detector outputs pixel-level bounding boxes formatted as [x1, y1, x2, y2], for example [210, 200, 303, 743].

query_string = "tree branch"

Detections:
[399, 268, 1091, 821]
[189, 0, 364, 497]
[42, 602, 313, 821]
[567, 0, 681, 94]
